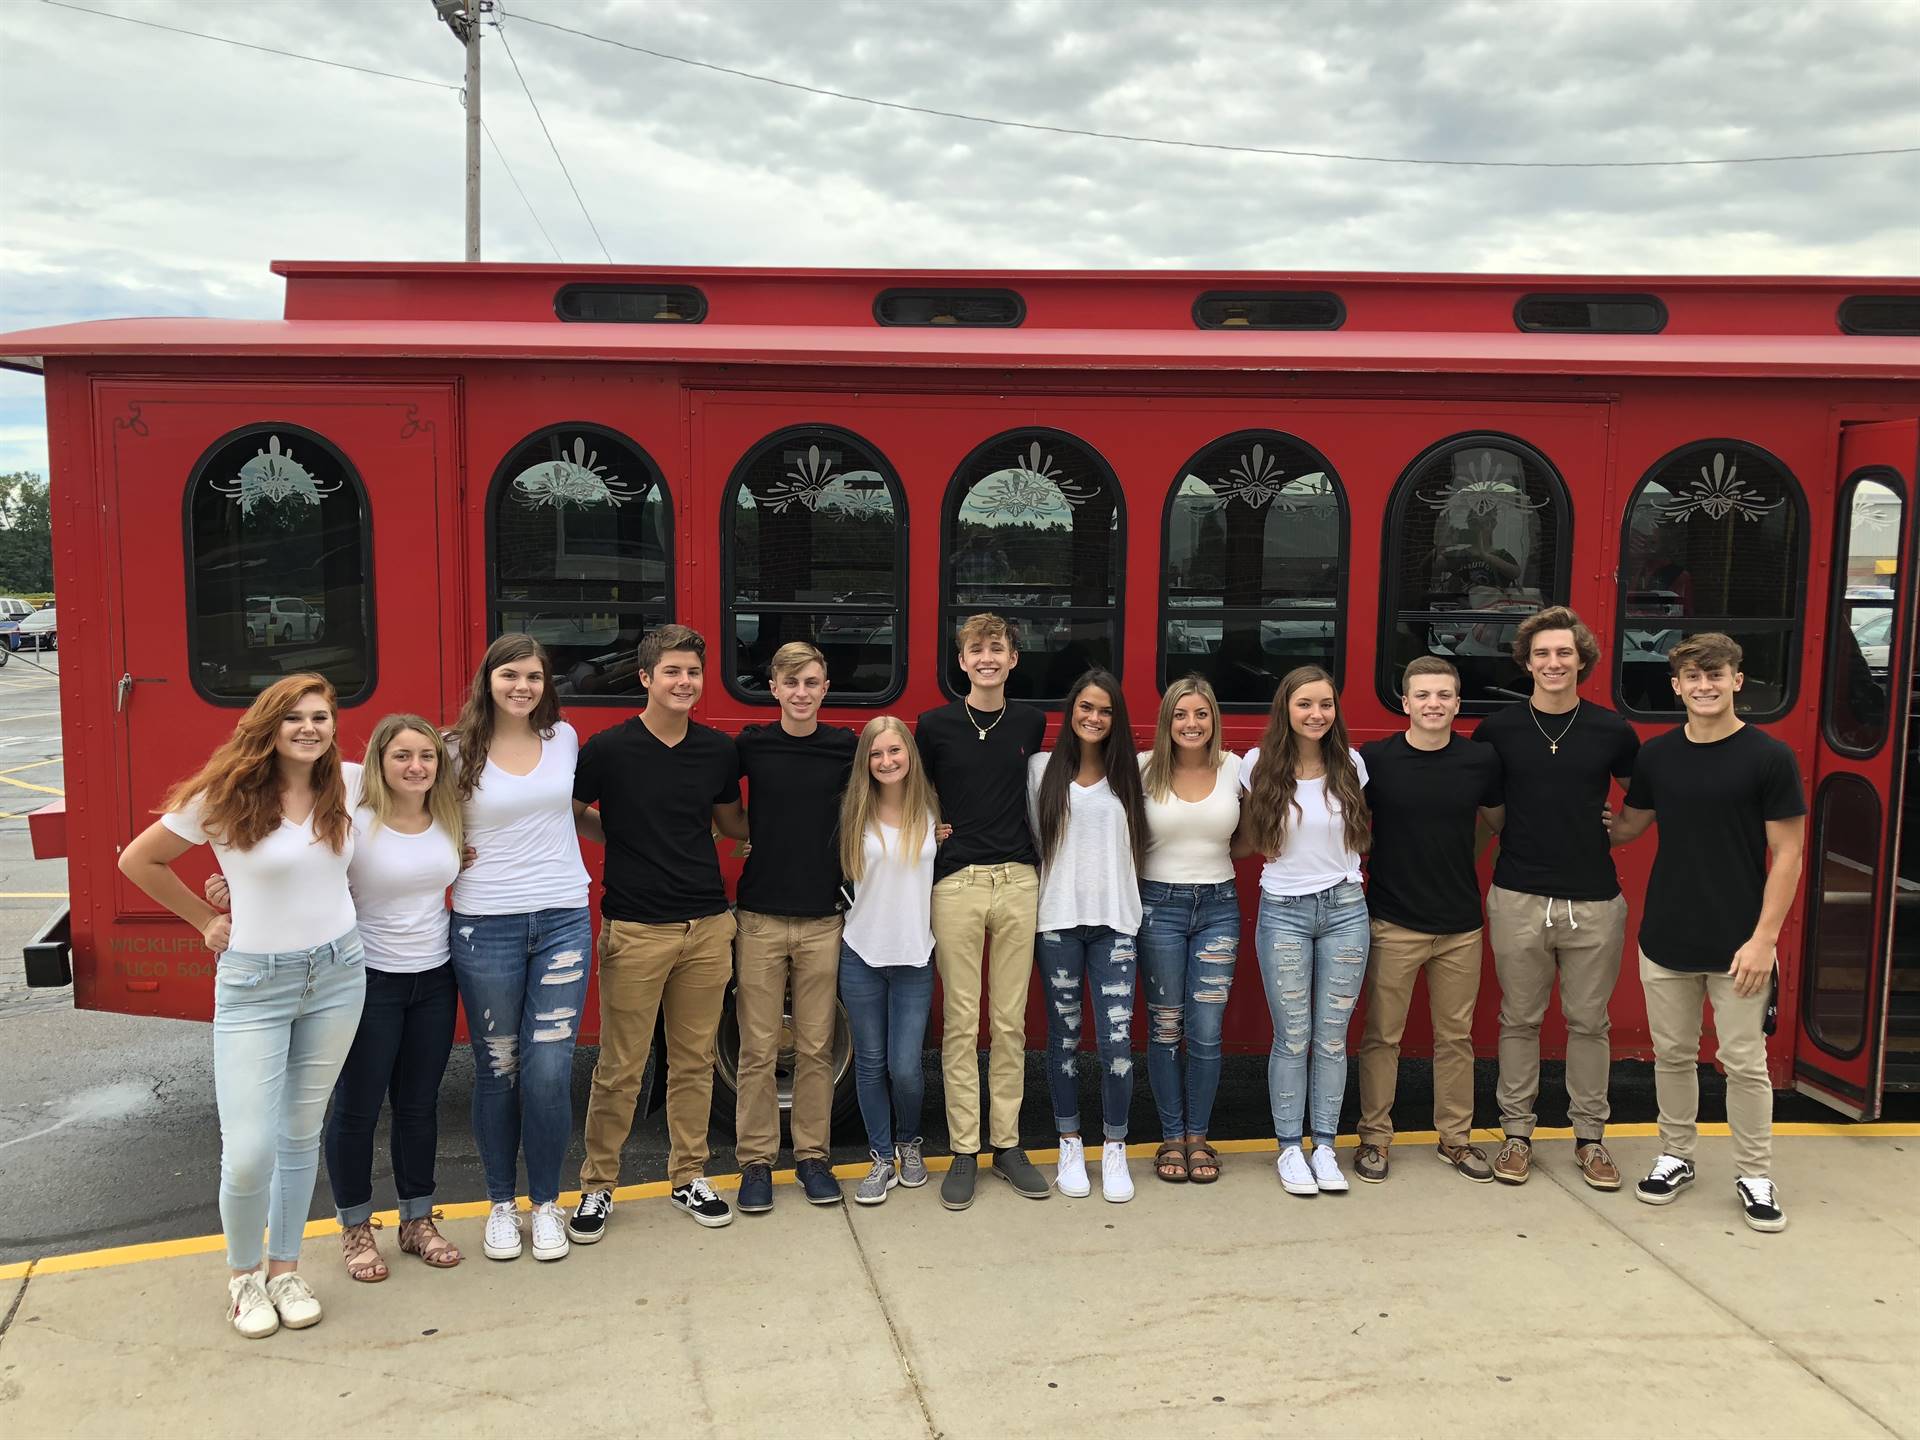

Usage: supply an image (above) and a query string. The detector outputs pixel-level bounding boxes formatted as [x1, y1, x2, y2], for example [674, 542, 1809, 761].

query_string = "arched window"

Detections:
[488, 424, 671, 700]
[722, 426, 906, 704]
[1379, 434, 1570, 711]
[943, 428, 1123, 702]
[1162, 430, 1347, 706]
[186, 424, 373, 704]
[1617, 440, 1806, 720]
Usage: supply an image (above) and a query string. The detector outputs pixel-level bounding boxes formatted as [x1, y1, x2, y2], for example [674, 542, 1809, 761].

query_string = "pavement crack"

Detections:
[840, 1206, 939, 1439]
[0, 1263, 34, 1343]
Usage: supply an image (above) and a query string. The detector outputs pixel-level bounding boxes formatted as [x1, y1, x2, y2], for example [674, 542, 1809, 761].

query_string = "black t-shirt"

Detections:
[735, 722, 859, 918]
[1626, 723, 1806, 972]
[1361, 733, 1505, 935]
[574, 718, 740, 924]
[1472, 700, 1640, 900]
[916, 699, 1047, 882]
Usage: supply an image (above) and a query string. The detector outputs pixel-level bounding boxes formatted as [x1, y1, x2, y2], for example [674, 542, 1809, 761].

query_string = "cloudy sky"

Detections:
[1, 0, 1916, 475]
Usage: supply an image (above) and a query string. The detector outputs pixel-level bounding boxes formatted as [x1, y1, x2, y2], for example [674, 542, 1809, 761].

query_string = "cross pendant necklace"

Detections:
[1530, 701, 1580, 755]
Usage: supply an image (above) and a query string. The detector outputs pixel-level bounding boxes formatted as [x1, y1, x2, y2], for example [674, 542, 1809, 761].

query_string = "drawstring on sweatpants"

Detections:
[1543, 897, 1579, 932]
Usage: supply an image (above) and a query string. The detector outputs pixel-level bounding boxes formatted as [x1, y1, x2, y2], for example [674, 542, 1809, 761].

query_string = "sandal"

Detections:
[1187, 1142, 1221, 1185]
[1155, 1141, 1189, 1183]
[399, 1213, 463, 1268]
[340, 1219, 389, 1283]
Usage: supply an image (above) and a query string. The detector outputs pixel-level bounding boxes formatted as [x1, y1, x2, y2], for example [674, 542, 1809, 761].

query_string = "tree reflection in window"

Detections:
[1380, 436, 1568, 711]
[1163, 431, 1346, 706]
[944, 429, 1122, 702]
[1825, 475, 1903, 756]
[187, 425, 372, 704]
[724, 427, 904, 703]
[1618, 441, 1804, 719]
[490, 424, 671, 699]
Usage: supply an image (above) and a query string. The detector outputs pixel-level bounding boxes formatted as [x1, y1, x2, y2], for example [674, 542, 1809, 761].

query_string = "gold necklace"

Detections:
[1530, 700, 1580, 756]
[963, 701, 1005, 742]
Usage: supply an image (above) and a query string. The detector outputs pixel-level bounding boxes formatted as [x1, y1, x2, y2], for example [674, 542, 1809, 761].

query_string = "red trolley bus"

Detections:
[4, 264, 1917, 1121]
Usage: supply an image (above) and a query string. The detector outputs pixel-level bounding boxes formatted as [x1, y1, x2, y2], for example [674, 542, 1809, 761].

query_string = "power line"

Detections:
[494, 18, 612, 262]
[482, 119, 564, 260]
[499, 5, 1920, 170]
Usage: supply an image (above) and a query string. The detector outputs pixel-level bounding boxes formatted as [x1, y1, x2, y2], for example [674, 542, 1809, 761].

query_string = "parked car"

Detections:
[1852, 608, 1894, 670]
[245, 595, 324, 645]
[15, 606, 56, 651]
[0, 597, 33, 650]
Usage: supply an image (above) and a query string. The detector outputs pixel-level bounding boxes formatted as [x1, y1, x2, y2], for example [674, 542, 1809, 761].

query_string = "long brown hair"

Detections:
[358, 713, 464, 856]
[838, 716, 939, 885]
[162, 673, 351, 853]
[1244, 665, 1370, 858]
[1034, 669, 1147, 873]
[1142, 674, 1224, 803]
[448, 633, 562, 801]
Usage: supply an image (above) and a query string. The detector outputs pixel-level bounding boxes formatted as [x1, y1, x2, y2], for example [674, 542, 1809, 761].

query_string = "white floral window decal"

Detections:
[207, 435, 343, 515]
[755, 444, 890, 516]
[1415, 448, 1551, 524]
[967, 441, 1105, 521]
[511, 436, 646, 510]
[1654, 451, 1786, 524]
[1183, 442, 1334, 511]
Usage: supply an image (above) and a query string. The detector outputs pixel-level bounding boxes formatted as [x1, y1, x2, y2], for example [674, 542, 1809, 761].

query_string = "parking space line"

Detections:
[0, 758, 62, 776]
[0, 711, 60, 723]
[0, 774, 62, 796]
[0, 892, 69, 899]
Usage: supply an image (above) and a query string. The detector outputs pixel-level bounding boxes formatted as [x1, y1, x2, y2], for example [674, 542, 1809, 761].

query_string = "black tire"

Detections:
[709, 980, 861, 1135]
[281, 625, 294, 644]
[0, 647, 9, 667]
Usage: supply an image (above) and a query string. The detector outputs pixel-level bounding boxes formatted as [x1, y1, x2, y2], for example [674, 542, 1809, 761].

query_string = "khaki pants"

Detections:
[733, 910, 842, 1167]
[931, 863, 1039, 1153]
[581, 911, 736, 1189]
[1487, 884, 1627, 1142]
[1639, 949, 1773, 1176]
[1357, 919, 1482, 1148]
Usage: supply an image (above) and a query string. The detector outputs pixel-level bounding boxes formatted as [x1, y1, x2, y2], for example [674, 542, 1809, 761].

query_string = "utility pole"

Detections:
[433, 0, 484, 260]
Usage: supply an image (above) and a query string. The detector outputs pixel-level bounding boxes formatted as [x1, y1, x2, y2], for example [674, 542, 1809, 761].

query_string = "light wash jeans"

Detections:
[1138, 879, 1241, 1141]
[212, 929, 366, 1269]
[1037, 925, 1139, 1141]
[1253, 881, 1370, 1148]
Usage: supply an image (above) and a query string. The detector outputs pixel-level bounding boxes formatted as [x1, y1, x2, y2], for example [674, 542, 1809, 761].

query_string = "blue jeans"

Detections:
[1138, 880, 1241, 1141]
[211, 929, 366, 1269]
[839, 943, 934, 1155]
[325, 962, 458, 1226]
[449, 907, 592, 1206]
[1037, 925, 1138, 1141]
[1253, 881, 1370, 1147]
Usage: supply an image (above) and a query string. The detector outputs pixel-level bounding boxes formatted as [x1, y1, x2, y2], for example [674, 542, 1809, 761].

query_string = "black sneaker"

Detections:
[1736, 1177, 1786, 1233]
[1635, 1154, 1696, 1205]
[567, 1188, 612, 1243]
[940, 1152, 978, 1211]
[670, 1178, 734, 1228]
[796, 1158, 842, 1206]
[993, 1147, 1051, 1200]
[736, 1163, 773, 1214]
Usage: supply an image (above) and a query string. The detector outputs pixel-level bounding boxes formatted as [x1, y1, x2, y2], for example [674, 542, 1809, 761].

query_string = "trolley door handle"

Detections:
[116, 673, 166, 713]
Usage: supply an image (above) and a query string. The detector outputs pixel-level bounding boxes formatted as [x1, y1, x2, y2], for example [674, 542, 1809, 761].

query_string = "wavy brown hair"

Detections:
[449, 633, 562, 801]
[1034, 670, 1147, 873]
[161, 673, 350, 853]
[1244, 665, 1370, 858]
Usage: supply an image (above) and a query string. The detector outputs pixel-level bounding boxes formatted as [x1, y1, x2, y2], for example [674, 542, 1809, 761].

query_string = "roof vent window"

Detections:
[555, 284, 707, 323]
[1839, 296, 1920, 336]
[1194, 291, 1344, 330]
[874, 289, 1024, 327]
[1515, 294, 1666, 333]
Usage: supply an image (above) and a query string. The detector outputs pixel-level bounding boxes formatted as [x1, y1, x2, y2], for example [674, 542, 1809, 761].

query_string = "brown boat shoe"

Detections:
[1493, 1135, 1532, 1185]
[1574, 1140, 1622, 1191]
[1437, 1141, 1495, 1183]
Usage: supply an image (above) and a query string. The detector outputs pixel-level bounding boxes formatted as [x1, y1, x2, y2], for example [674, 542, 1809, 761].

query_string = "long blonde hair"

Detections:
[839, 716, 939, 885]
[1142, 674, 1224, 803]
[1244, 665, 1370, 858]
[358, 713, 464, 857]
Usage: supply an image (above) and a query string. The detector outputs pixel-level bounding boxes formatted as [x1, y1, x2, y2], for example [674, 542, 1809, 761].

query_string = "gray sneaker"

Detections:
[993, 1146, 1052, 1200]
[854, 1153, 897, 1206]
[940, 1152, 978, 1211]
[895, 1138, 929, 1189]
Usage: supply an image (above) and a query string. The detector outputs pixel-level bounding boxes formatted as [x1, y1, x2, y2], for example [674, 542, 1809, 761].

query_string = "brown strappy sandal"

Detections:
[399, 1212, 463, 1268]
[1154, 1141, 1189, 1183]
[1186, 1141, 1221, 1184]
[340, 1218, 389, 1282]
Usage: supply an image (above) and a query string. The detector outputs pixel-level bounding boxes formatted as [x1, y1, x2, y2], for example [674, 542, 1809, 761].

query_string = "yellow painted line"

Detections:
[0, 773, 62, 796]
[0, 892, 69, 899]
[0, 758, 62, 776]
[0, 1259, 31, 1281]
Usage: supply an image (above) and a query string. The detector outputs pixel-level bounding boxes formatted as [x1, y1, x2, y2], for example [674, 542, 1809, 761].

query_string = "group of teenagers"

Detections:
[119, 605, 1807, 1342]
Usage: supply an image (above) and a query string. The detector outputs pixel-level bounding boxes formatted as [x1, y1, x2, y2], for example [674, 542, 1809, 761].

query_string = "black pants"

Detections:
[324, 962, 457, 1225]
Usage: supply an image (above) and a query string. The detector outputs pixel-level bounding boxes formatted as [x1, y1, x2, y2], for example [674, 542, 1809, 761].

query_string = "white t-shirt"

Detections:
[340, 762, 460, 975]
[842, 821, 936, 969]
[1028, 753, 1143, 936]
[450, 722, 591, 916]
[1240, 745, 1369, 897]
[1137, 750, 1241, 885]
[162, 793, 356, 955]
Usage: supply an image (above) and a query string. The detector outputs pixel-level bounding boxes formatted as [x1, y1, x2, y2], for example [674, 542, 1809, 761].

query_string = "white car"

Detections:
[246, 596, 324, 645]
[1851, 608, 1893, 670]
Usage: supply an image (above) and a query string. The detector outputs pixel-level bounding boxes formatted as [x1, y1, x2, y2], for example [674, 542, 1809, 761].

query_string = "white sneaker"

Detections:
[1309, 1143, 1349, 1193]
[530, 1201, 570, 1261]
[1277, 1145, 1317, 1196]
[1101, 1142, 1134, 1203]
[1055, 1135, 1091, 1197]
[483, 1201, 523, 1261]
[226, 1270, 279, 1339]
[265, 1271, 323, 1330]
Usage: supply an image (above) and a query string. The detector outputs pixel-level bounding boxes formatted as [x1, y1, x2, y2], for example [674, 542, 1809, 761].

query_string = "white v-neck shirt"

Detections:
[450, 722, 591, 916]
[1027, 752, 1143, 935]
[163, 795, 356, 954]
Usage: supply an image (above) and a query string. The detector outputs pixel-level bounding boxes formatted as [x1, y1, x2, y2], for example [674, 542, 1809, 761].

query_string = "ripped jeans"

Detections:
[449, 907, 592, 1207]
[1037, 925, 1138, 1141]
[1253, 881, 1369, 1148]
[1138, 880, 1240, 1141]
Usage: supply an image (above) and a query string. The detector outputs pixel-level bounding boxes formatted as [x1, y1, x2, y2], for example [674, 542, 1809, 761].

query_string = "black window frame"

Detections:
[1192, 290, 1345, 331]
[874, 288, 1025, 328]
[553, 283, 707, 324]
[1822, 465, 1907, 759]
[939, 426, 1126, 707]
[1799, 771, 1883, 1063]
[1837, 295, 1920, 336]
[1375, 431, 1574, 716]
[183, 421, 377, 708]
[1158, 428, 1350, 709]
[484, 420, 675, 706]
[719, 423, 910, 708]
[1611, 437, 1808, 724]
[1513, 293, 1668, 334]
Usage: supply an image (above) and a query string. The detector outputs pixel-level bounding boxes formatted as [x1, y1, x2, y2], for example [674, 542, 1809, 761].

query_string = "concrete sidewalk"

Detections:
[1, 1130, 1914, 1438]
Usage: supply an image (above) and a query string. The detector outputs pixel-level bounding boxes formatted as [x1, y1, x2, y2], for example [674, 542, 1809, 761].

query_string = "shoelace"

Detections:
[1649, 1154, 1689, 1181]
[232, 1272, 271, 1312]
[1739, 1177, 1776, 1207]
[578, 1191, 611, 1218]
[270, 1273, 315, 1301]
[684, 1179, 719, 1205]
